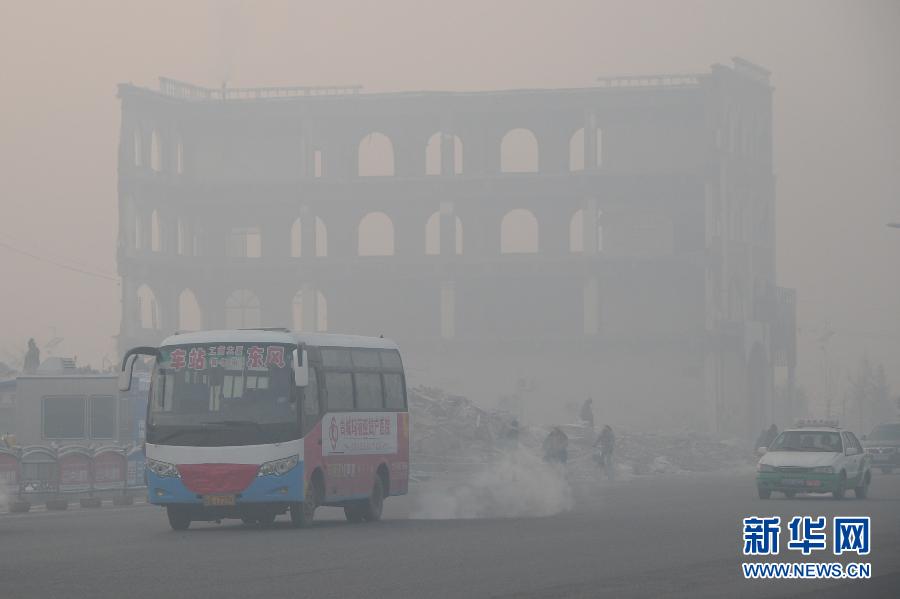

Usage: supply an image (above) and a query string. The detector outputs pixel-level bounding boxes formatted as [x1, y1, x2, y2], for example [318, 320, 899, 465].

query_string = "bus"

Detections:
[119, 329, 409, 530]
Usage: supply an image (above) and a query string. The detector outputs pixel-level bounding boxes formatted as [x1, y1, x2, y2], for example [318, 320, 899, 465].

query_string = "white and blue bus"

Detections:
[120, 329, 409, 530]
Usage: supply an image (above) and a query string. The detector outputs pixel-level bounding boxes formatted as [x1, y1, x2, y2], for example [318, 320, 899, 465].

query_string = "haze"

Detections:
[0, 0, 898, 409]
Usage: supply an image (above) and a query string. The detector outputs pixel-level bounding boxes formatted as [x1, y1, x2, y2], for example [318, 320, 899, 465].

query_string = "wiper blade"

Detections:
[152, 429, 195, 444]
[201, 420, 262, 430]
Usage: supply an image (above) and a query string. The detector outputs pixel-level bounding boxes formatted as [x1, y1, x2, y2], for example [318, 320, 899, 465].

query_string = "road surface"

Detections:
[2, 470, 899, 598]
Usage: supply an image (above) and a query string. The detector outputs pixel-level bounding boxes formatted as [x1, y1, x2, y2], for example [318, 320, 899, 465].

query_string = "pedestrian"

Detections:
[580, 398, 595, 434]
[594, 425, 615, 476]
[543, 427, 569, 464]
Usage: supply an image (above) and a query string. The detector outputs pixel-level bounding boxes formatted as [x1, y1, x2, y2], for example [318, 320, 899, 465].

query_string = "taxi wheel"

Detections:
[757, 487, 771, 499]
[166, 506, 191, 531]
[832, 473, 846, 500]
[854, 472, 871, 499]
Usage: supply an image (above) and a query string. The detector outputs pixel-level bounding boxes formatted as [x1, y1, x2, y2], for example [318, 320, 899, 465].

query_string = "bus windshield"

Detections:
[146, 343, 299, 446]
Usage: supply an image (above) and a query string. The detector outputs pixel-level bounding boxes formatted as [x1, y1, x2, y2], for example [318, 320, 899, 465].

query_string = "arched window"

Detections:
[135, 214, 142, 250]
[569, 209, 583, 253]
[569, 208, 604, 253]
[228, 227, 261, 258]
[569, 127, 603, 171]
[290, 219, 302, 257]
[315, 217, 328, 257]
[316, 290, 328, 331]
[291, 288, 327, 331]
[425, 132, 463, 176]
[133, 129, 142, 167]
[358, 212, 395, 256]
[500, 128, 539, 173]
[358, 132, 394, 177]
[176, 139, 184, 174]
[225, 289, 261, 329]
[178, 289, 203, 331]
[136, 284, 160, 330]
[150, 130, 162, 172]
[500, 209, 539, 254]
[425, 211, 463, 255]
[150, 210, 162, 252]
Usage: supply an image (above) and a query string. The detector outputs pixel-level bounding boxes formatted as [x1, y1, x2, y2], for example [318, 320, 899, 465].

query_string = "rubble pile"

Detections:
[614, 429, 755, 473]
[408, 386, 755, 476]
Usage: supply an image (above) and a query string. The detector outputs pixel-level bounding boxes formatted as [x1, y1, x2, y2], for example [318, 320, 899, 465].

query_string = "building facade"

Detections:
[116, 58, 795, 437]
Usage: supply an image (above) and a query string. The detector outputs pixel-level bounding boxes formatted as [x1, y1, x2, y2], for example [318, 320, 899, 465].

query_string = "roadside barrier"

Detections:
[0, 445, 144, 513]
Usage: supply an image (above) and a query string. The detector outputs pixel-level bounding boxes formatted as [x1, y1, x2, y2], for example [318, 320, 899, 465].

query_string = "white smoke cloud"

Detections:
[410, 447, 574, 519]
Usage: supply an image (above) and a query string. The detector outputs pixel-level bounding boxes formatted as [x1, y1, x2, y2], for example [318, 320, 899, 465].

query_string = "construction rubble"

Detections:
[408, 386, 755, 479]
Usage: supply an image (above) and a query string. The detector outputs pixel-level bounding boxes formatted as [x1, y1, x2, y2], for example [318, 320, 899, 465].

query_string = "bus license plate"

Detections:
[203, 495, 236, 507]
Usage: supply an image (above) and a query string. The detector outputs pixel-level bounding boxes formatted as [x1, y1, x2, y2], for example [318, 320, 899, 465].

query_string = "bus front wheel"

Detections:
[290, 482, 318, 528]
[167, 506, 191, 531]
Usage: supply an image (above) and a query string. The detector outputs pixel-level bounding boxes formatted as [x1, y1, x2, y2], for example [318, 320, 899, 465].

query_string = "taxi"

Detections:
[756, 421, 871, 500]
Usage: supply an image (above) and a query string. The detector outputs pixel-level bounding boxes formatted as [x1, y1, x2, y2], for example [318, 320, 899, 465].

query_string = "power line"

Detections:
[0, 239, 119, 283]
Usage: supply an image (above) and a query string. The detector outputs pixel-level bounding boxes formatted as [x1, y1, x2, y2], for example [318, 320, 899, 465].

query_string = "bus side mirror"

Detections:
[119, 346, 159, 392]
[293, 349, 308, 387]
[119, 354, 137, 392]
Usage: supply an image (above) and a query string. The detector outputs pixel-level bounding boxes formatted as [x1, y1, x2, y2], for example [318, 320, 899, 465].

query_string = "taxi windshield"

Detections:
[769, 430, 843, 453]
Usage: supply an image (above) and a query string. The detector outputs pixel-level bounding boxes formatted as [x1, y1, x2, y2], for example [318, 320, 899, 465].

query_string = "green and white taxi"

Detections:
[756, 421, 872, 500]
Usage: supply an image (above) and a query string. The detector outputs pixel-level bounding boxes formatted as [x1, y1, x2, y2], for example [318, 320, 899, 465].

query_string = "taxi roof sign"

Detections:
[794, 418, 840, 429]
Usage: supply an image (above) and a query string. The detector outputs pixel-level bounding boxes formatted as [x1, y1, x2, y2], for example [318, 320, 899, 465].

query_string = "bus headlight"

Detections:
[757, 463, 776, 473]
[147, 458, 180, 478]
[257, 455, 299, 477]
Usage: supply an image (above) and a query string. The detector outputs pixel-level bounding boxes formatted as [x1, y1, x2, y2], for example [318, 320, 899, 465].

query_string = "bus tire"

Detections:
[344, 504, 364, 523]
[167, 506, 191, 531]
[362, 476, 385, 522]
[256, 512, 277, 528]
[290, 480, 318, 528]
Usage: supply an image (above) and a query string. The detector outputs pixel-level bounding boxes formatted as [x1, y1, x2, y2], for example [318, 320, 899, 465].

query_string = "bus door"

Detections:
[320, 368, 356, 500]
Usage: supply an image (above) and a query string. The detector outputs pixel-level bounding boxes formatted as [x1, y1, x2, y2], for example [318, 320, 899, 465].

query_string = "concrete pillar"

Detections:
[301, 283, 318, 332]
[440, 115, 455, 176]
[583, 275, 599, 335]
[584, 111, 598, 171]
[300, 205, 316, 258]
[583, 197, 599, 256]
[440, 280, 455, 339]
[439, 201, 455, 256]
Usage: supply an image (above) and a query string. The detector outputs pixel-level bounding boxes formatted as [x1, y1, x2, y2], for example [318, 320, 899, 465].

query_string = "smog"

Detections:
[411, 447, 574, 520]
[1, 2, 899, 598]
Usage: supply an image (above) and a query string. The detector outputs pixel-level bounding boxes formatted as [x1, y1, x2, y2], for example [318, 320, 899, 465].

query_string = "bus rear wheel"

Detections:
[167, 506, 191, 531]
[362, 477, 385, 522]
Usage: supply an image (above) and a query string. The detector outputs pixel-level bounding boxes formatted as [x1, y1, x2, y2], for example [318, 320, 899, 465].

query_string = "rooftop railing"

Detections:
[594, 74, 705, 88]
[158, 77, 362, 101]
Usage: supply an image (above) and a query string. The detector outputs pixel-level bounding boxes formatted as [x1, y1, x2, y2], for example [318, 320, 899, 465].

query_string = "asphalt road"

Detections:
[2, 470, 899, 598]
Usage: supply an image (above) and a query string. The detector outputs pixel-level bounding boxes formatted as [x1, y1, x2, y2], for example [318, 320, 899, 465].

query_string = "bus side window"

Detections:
[323, 371, 353, 411]
[302, 368, 319, 417]
[354, 372, 383, 410]
[383, 373, 406, 410]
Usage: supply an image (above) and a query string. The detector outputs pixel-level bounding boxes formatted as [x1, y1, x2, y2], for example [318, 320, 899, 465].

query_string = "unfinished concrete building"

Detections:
[116, 58, 795, 437]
